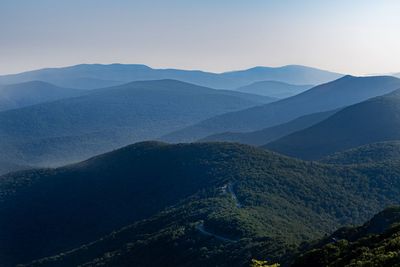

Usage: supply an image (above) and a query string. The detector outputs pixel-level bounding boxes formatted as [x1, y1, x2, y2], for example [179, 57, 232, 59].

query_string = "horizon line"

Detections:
[1, 62, 399, 78]
[0, 62, 346, 76]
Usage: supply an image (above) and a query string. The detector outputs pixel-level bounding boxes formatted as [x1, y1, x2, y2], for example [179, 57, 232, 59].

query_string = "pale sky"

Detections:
[1, 0, 400, 75]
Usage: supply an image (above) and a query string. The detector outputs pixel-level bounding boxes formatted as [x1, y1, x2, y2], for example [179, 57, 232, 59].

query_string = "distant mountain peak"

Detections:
[339, 74, 356, 79]
[68, 63, 152, 70]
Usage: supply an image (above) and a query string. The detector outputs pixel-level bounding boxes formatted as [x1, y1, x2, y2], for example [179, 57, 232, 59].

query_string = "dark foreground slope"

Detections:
[163, 75, 400, 142]
[267, 89, 400, 160]
[0, 79, 272, 169]
[0, 141, 230, 265]
[3, 143, 400, 267]
[291, 206, 400, 267]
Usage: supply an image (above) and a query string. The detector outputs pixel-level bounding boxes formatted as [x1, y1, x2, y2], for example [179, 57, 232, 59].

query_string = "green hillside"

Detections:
[4, 142, 400, 267]
[291, 206, 400, 267]
[267, 89, 400, 160]
[321, 141, 400, 165]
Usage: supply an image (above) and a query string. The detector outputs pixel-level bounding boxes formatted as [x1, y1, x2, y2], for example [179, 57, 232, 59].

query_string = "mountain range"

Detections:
[201, 109, 337, 146]
[2, 63, 400, 267]
[3, 142, 400, 267]
[163, 75, 400, 142]
[266, 89, 400, 159]
[0, 79, 274, 171]
[0, 64, 342, 90]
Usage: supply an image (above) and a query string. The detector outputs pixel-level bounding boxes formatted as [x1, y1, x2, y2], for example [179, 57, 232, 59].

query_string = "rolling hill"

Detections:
[321, 141, 400, 165]
[0, 81, 85, 111]
[0, 64, 342, 89]
[0, 79, 273, 168]
[200, 109, 337, 146]
[3, 142, 400, 267]
[291, 206, 400, 267]
[266, 89, 400, 160]
[163, 75, 400, 142]
[235, 80, 313, 98]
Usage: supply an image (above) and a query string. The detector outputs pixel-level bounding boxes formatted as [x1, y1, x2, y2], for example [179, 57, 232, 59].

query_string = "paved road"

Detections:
[196, 182, 243, 242]
[196, 223, 236, 242]
[227, 182, 242, 208]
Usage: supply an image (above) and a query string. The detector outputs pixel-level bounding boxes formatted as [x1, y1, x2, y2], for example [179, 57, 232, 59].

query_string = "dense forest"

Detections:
[2, 142, 400, 267]
[292, 206, 400, 266]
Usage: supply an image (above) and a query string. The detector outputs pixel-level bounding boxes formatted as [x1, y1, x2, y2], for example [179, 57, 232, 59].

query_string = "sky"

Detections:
[1, 0, 400, 75]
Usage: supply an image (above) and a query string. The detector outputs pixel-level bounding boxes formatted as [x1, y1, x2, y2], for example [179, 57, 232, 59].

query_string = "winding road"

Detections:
[196, 223, 237, 242]
[196, 182, 243, 242]
[227, 182, 242, 208]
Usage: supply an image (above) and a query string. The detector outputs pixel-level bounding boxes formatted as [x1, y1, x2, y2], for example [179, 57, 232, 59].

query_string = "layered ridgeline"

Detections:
[201, 110, 337, 146]
[0, 81, 86, 111]
[0, 64, 341, 89]
[321, 141, 400, 165]
[235, 80, 313, 98]
[0, 79, 273, 170]
[163, 75, 400, 142]
[0, 160, 30, 176]
[3, 143, 400, 267]
[291, 206, 400, 267]
[266, 89, 400, 160]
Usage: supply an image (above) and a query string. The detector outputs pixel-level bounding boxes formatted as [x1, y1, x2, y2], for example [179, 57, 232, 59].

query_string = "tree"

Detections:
[250, 259, 280, 267]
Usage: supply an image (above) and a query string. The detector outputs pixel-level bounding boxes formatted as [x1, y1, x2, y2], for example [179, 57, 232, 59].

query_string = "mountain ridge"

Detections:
[0, 79, 273, 170]
[0, 64, 343, 89]
[163, 75, 400, 142]
[235, 80, 313, 98]
[0, 80, 86, 111]
[266, 89, 400, 159]
[200, 109, 338, 145]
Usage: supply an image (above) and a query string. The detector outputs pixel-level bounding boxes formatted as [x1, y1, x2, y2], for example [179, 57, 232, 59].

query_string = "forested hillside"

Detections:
[3, 142, 400, 267]
[291, 206, 400, 267]
[321, 141, 400, 165]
